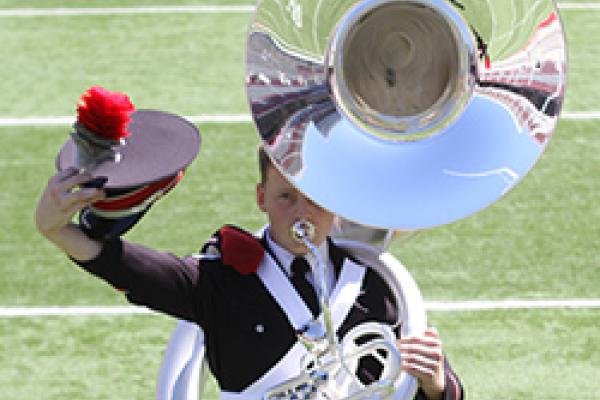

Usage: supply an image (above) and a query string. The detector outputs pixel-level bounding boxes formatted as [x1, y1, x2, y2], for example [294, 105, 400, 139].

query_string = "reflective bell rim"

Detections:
[246, 0, 567, 230]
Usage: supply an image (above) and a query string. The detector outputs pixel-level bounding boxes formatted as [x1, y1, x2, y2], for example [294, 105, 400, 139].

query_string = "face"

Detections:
[257, 166, 334, 255]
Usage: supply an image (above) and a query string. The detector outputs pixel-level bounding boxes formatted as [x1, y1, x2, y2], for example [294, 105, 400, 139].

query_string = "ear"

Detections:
[256, 182, 267, 212]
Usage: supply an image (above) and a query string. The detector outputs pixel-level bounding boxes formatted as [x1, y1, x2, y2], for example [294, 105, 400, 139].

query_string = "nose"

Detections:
[296, 194, 320, 216]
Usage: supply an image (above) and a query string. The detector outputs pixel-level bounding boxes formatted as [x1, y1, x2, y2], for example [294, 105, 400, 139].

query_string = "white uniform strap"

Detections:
[328, 258, 366, 330]
[256, 252, 314, 330]
[222, 255, 366, 400]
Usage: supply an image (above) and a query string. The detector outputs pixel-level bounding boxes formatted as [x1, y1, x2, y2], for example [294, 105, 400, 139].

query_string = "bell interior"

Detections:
[340, 1, 462, 133]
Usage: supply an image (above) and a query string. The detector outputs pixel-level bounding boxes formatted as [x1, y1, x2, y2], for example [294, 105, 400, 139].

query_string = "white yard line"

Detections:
[187, 114, 253, 123]
[0, 306, 155, 317]
[0, 2, 597, 18]
[559, 2, 600, 9]
[561, 111, 600, 120]
[426, 299, 600, 311]
[0, 112, 597, 127]
[0, 5, 255, 17]
[0, 114, 253, 126]
[1, 299, 599, 317]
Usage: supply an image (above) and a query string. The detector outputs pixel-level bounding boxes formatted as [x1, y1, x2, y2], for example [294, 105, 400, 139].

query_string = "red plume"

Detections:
[76, 86, 135, 141]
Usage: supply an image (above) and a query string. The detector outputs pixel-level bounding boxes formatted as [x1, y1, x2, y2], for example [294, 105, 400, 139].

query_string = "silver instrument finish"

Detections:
[247, 1, 567, 399]
[267, 227, 423, 399]
[291, 220, 338, 359]
[264, 322, 403, 400]
[246, 0, 567, 230]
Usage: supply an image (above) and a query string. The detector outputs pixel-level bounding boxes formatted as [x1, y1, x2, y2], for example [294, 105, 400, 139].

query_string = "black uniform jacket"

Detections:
[77, 229, 463, 400]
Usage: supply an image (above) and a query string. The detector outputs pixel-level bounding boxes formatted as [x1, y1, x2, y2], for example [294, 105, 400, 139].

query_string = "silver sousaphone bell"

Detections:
[246, 0, 567, 399]
[249, 0, 566, 230]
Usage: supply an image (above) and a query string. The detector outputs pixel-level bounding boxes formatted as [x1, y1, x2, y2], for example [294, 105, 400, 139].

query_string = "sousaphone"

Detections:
[157, 0, 567, 399]
[247, 0, 567, 397]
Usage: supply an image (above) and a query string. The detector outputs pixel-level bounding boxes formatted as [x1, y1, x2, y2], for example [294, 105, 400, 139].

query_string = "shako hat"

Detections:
[56, 86, 201, 240]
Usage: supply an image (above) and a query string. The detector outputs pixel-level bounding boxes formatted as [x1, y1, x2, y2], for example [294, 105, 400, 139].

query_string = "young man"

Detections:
[35, 149, 463, 400]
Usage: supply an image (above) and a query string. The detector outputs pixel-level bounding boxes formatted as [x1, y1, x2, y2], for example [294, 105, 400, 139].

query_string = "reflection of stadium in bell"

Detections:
[269, 100, 338, 175]
[246, 0, 567, 230]
[247, 31, 337, 175]
[475, 11, 566, 145]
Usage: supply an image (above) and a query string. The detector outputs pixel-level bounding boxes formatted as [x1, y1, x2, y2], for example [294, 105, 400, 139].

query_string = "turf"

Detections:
[0, 1, 599, 399]
[0, 12, 249, 116]
[1, 309, 598, 399]
[428, 308, 600, 399]
[2, 118, 598, 306]
[0, 314, 180, 399]
[0, 5, 598, 116]
[0, 122, 262, 306]
[0, 0, 254, 7]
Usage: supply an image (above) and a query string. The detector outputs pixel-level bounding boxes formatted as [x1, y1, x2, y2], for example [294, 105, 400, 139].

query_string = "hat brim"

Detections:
[57, 110, 201, 189]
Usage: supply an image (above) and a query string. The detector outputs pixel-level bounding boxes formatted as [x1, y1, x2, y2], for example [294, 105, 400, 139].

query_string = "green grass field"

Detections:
[0, 1, 599, 399]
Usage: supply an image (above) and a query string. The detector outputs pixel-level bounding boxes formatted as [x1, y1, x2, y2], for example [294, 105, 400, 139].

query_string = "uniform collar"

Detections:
[264, 227, 329, 277]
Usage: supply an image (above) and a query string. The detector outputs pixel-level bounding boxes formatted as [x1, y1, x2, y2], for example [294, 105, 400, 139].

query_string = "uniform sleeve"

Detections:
[74, 238, 203, 323]
[413, 356, 464, 400]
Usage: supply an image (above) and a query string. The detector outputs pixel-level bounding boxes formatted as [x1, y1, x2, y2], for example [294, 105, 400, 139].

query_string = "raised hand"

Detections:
[35, 167, 105, 260]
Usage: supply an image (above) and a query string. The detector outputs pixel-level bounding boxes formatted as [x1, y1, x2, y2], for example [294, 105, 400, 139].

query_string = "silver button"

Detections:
[255, 324, 265, 333]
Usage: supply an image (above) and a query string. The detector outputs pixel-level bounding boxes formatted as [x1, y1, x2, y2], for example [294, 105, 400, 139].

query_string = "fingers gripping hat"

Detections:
[56, 86, 201, 240]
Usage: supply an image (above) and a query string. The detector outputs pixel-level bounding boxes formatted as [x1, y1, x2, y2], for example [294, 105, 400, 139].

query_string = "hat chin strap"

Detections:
[71, 122, 123, 170]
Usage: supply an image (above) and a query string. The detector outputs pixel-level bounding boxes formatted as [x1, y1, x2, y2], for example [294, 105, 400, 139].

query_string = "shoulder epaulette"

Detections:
[200, 225, 264, 275]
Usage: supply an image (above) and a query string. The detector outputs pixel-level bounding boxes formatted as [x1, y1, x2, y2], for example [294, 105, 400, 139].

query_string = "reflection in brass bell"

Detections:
[246, 0, 567, 231]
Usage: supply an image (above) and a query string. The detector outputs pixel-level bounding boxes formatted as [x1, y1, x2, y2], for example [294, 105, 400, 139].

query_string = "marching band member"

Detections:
[35, 88, 463, 399]
[36, 158, 463, 399]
